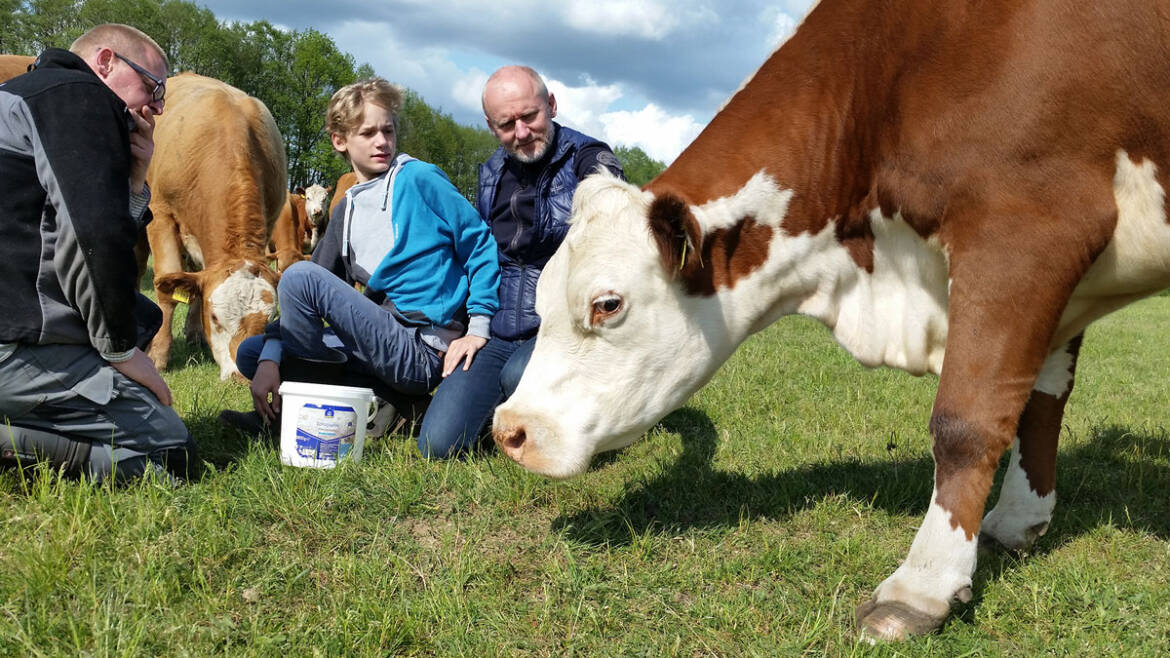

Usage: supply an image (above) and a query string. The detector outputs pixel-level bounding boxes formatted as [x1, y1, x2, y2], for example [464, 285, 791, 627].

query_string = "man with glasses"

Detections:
[0, 24, 198, 483]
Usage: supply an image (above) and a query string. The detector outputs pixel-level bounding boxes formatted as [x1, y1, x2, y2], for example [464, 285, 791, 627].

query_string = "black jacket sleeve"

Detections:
[26, 79, 140, 355]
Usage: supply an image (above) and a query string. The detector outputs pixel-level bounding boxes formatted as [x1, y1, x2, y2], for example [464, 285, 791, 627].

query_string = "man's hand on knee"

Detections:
[110, 348, 173, 406]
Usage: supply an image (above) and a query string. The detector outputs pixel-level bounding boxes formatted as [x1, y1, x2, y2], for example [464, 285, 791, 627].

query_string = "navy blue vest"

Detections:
[476, 124, 609, 339]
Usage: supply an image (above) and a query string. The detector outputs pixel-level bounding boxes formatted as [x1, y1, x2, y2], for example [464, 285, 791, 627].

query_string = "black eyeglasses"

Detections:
[114, 52, 165, 103]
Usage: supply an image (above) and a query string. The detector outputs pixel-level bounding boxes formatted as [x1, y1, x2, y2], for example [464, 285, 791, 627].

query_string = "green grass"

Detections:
[3, 295, 1170, 656]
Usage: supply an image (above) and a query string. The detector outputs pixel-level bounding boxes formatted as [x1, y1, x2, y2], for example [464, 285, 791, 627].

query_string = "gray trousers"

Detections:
[0, 342, 198, 483]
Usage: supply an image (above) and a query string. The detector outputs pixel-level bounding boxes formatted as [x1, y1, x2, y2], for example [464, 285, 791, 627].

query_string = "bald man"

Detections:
[0, 24, 199, 483]
[417, 65, 625, 459]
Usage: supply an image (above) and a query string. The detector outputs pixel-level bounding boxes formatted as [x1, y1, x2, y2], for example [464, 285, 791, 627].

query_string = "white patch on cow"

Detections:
[872, 490, 977, 619]
[1033, 342, 1074, 397]
[181, 232, 205, 269]
[735, 203, 949, 376]
[207, 262, 276, 380]
[1062, 150, 1170, 344]
[814, 210, 949, 375]
[693, 171, 793, 231]
[981, 438, 1054, 551]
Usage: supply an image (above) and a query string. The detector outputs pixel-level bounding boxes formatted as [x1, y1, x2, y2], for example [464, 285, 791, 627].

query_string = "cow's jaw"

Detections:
[207, 262, 276, 380]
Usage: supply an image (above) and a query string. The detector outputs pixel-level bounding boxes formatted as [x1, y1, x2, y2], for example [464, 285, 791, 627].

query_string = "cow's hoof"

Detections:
[855, 599, 946, 642]
[979, 521, 1048, 555]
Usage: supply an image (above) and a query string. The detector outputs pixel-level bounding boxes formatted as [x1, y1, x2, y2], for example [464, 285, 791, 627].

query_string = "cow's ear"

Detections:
[154, 271, 202, 302]
[647, 193, 702, 276]
[294, 186, 305, 195]
[325, 185, 332, 193]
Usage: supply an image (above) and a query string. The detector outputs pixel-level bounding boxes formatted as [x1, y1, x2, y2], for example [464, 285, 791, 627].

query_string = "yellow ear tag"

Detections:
[171, 289, 189, 304]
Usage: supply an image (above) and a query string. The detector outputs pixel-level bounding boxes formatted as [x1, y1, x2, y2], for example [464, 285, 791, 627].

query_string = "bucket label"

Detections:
[294, 402, 358, 461]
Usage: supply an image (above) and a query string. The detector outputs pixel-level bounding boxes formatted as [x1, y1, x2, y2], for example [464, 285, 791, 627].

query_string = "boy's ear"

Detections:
[330, 132, 347, 153]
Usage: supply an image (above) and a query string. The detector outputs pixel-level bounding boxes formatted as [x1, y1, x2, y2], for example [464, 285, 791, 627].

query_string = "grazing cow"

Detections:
[0, 55, 34, 82]
[493, 0, 1170, 641]
[269, 191, 312, 272]
[328, 171, 357, 216]
[302, 183, 330, 249]
[147, 73, 284, 380]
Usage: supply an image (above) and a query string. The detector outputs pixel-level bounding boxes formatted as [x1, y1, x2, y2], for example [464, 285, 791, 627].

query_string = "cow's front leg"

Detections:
[184, 290, 205, 348]
[981, 336, 1081, 552]
[145, 207, 183, 372]
[856, 241, 1086, 641]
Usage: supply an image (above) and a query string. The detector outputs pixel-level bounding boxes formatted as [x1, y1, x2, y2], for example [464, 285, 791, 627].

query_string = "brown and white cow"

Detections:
[0, 55, 34, 83]
[493, 0, 1170, 641]
[302, 183, 330, 249]
[147, 73, 284, 380]
[269, 191, 311, 272]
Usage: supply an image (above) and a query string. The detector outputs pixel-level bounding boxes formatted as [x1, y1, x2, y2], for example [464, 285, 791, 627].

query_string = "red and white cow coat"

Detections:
[493, 0, 1170, 641]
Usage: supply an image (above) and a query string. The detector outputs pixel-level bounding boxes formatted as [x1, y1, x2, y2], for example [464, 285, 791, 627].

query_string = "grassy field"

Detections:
[2, 293, 1169, 656]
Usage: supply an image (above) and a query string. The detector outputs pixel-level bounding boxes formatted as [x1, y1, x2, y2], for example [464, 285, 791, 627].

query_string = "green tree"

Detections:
[7, 0, 510, 202]
[11, 0, 80, 53]
[614, 144, 666, 187]
[1, 0, 27, 53]
[397, 90, 498, 202]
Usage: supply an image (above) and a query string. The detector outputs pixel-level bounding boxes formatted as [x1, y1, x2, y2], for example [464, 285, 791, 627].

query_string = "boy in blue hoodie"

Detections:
[222, 78, 499, 434]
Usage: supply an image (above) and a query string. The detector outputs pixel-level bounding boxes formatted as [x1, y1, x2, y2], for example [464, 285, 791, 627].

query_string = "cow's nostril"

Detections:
[502, 426, 527, 452]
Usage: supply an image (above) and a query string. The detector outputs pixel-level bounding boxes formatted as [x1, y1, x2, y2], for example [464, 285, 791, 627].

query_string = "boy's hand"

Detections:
[442, 335, 487, 377]
[250, 360, 282, 423]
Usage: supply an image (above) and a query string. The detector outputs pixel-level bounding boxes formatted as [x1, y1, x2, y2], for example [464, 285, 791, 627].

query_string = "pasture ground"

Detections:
[2, 290, 1169, 656]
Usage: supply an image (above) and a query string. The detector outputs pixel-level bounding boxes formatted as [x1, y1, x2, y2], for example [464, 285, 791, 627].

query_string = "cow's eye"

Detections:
[589, 293, 624, 327]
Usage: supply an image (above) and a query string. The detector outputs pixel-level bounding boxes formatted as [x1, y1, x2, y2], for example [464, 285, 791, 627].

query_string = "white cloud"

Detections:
[451, 69, 490, 116]
[545, 76, 623, 134]
[600, 104, 704, 164]
[758, 6, 800, 51]
[541, 77, 699, 164]
[559, 0, 679, 40]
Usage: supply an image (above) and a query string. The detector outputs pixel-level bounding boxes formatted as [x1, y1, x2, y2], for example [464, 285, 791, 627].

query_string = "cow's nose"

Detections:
[494, 424, 527, 462]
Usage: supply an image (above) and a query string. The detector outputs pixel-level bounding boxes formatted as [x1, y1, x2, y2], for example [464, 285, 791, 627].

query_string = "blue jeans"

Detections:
[262, 261, 442, 396]
[418, 336, 534, 458]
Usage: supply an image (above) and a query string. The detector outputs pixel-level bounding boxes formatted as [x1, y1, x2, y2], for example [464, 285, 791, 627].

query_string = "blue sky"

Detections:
[194, 0, 816, 163]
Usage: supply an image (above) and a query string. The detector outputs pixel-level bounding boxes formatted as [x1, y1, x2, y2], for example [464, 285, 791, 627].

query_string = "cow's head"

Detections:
[155, 259, 278, 380]
[492, 171, 795, 478]
[302, 184, 331, 248]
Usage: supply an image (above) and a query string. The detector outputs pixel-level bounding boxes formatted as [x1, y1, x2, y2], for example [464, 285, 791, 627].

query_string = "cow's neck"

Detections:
[647, 0, 949, 375]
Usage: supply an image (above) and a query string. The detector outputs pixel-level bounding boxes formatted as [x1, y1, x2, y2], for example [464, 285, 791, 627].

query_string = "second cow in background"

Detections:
[269, 190, 311, 272]
[147, 72, 285, 380]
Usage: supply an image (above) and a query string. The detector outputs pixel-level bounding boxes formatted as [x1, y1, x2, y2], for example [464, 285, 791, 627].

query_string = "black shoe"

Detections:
[218, 409, 275, 436]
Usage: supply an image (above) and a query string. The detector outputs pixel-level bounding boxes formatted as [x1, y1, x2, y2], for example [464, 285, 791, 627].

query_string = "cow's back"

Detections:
[148, 73, 287, 261]
[0, 55, 35, 84]
[329, 172, 357, 215]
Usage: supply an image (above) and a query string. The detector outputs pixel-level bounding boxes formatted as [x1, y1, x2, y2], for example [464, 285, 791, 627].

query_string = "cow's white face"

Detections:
[303, 184, 329, 227]
[204, 261, 278, 380]
[493, 177, 740, 478]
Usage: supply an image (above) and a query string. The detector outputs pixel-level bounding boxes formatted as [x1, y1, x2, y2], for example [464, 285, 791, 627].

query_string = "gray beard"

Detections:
[510, 138, 551, 164]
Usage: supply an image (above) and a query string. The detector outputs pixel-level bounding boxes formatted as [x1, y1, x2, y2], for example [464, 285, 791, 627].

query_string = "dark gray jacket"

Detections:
[0, 48, 141, 359]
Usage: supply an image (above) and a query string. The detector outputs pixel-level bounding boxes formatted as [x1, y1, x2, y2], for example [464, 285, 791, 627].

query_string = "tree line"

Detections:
[3, 0, 667, 200]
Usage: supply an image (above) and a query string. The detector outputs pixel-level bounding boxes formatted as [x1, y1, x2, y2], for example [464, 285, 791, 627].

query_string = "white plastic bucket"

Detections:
[278, 381, 376, 469]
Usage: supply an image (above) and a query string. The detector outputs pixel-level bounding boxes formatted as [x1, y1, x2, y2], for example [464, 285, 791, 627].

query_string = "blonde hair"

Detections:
[70, 23, 168, 73]
[325, 77, 404, 138]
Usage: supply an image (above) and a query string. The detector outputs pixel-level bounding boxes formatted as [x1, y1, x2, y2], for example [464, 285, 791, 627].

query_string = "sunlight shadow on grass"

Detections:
[557, 412, 1170, 560]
